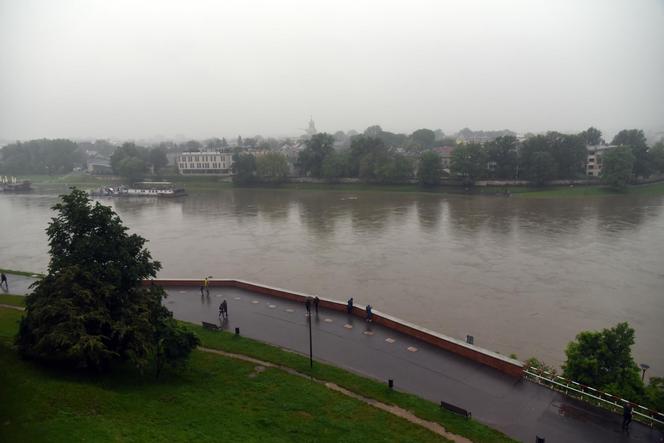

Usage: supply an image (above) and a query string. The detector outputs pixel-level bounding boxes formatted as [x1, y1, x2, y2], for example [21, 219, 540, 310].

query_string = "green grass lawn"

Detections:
[0, 306, 517, 443]
[0, 294, 25, 307]
[190, 324, 515, 443]
[0, 308, 451, 443]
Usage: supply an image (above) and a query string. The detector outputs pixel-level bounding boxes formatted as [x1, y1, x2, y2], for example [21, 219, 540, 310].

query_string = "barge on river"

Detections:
[1, 176, 32, 192]
[91, 181, 186, 198]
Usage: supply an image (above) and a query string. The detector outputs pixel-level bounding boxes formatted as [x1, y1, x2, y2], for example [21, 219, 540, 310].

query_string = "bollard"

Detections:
[535, 436, 545, 443]
[235, 327, 240, 335]
[388, 379, 394, 389]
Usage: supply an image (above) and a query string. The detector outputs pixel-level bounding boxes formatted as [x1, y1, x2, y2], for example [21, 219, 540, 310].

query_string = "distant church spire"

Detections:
[306, 116, 317, 136]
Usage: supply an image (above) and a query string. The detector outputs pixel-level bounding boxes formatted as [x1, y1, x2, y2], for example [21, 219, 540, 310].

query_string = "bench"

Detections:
[202, 321, 220, 331]
[440, 400, 471, 419]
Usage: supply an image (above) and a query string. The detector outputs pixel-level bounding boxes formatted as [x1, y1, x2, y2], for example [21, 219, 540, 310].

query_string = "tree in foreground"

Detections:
[601, 146, 635, 189]
[16, 189, 199, 374]
[562, 322, 643, 400]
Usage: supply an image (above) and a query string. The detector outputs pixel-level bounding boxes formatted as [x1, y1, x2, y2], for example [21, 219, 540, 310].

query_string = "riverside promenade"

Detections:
[161, 281, 661, 443]
[7, 275, 662, 442]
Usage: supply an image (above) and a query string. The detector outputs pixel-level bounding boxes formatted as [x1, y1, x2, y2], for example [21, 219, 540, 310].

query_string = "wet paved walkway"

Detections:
[7, 276, 662, 442]
[0, 273, 38, 296]
[165, 285, 662, 443]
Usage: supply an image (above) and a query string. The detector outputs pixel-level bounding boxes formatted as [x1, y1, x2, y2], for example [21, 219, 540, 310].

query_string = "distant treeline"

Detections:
[1, 127, 663, 189]
[235, 128, 664, 188]
[0, 139, 85, 174]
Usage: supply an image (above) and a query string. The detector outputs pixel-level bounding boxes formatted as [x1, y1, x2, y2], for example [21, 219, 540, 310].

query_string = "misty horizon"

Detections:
[1, 0, 663, 141]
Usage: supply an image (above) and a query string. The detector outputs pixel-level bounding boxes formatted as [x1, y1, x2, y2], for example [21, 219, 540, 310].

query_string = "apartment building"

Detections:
[176, 151, 234, 175]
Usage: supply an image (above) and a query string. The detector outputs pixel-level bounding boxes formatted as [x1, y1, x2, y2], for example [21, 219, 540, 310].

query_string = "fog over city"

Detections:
[1, 0, 663, 140]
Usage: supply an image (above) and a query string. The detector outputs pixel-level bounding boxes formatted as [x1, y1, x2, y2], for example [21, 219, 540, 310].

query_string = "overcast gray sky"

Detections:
[1, 0, 663, 141]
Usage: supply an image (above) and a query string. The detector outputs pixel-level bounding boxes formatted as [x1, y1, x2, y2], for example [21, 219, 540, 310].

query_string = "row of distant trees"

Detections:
[232, 128, 664, 187]
[110, 143, 169, 180]
[2, 128, 663, 187]
[0, 139, 85, 174]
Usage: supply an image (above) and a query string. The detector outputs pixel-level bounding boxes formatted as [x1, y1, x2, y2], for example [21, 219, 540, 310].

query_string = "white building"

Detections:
[176, 151, 234, 175]
[586, 145, 613, 177]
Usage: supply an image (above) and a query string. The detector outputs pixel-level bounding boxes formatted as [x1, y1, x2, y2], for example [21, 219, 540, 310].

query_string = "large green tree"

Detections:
[16, 189, 198, 374]
[580, 126, 603, 146]
[111, 142, 148, 179]
[296, 133, 334, 177]
[650, 141, 664, 174]
[450, 143, 487, 185]
[486, 135, 519, 179]
[0, 139, 83, 174]
[256, 152, 289, 184]
[563, 322, 643, 400]
[546, 132, 587, 179]
[601, 146, 635, 189]
[232, 153, 257, 186]
[149, 147, 169, 172]
[417, 151, 443, 186]
[409, 129, 436, 149]
[348, 136, 388, 179]
[612, 129, 650, 178]
[373, 153, 413, 183]
[322, 150, 350, 180]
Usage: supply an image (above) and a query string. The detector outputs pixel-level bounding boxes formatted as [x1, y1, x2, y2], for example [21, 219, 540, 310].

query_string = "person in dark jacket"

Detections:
[622, 402, 633, 432]
[305, 297, 312, 316]
[347, 297, 353, 314]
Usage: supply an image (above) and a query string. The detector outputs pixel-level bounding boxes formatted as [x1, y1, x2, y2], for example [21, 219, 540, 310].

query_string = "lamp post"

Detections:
[308, 311, 313, 369]
[640, 363, 650, 382]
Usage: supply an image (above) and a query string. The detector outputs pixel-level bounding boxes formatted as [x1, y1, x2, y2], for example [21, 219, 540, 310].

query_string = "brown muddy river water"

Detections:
[2, 188, 663, 374]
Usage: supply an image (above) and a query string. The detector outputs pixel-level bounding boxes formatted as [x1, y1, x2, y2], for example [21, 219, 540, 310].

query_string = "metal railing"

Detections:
[524, 367, 664, 428]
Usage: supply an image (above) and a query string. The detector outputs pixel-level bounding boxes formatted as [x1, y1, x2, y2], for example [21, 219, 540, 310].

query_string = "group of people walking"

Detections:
[346, 297, 373, 322]
[304, 296, 320, 316]
[304, 295, 374, 322]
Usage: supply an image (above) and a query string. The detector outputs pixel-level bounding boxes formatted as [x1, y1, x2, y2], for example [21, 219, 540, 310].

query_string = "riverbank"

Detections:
[15, 173, 664, 197]
[0, 306, 514, 443]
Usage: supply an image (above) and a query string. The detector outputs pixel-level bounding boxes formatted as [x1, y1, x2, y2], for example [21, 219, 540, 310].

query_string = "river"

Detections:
[2, 187, 663, 375]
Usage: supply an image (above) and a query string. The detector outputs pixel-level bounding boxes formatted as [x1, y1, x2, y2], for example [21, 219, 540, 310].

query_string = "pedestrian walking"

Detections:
[0, 273, 7, 291]
[365, 304, 373, 322]
[313, 296, 320, 315]
[622, 402, 633, 432]
[305, 297, 312, 316]
[218, 299, 228, 318]
[347, 297, 353, 314]
[203, 276, 210, 296]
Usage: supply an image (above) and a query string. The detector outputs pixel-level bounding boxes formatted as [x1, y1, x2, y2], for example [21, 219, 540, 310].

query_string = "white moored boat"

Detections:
[116, 181, 186, 198]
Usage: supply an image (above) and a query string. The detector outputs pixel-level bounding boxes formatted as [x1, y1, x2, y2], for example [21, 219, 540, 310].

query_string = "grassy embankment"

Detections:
[14, 172, 664, 197]
[0, 294, 26, 307]
[0, 306, 516, 443]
